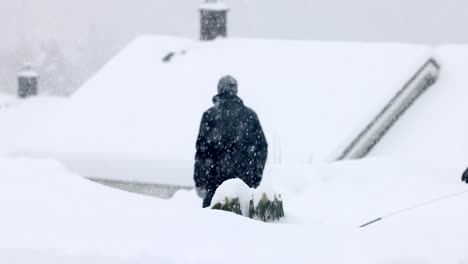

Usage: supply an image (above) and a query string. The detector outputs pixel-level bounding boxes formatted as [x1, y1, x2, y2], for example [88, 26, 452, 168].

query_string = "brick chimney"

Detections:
[200, 0, 229, 41]
[17, 63, 38, 98]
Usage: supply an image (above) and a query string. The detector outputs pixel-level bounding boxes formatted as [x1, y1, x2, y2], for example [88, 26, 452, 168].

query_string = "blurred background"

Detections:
[1, 0, 467, 96]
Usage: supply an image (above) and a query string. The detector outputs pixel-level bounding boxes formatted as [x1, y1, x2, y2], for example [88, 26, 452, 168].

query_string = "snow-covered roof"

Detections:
[0, 92, 16, 103]
[5, 35, 429, 164]
[0, 93, 19, 111]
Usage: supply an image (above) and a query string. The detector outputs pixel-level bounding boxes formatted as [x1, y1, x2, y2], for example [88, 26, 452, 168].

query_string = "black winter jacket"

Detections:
[194, 93, 268, 197]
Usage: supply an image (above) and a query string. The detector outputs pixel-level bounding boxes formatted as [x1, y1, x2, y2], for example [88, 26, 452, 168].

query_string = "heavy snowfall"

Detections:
[2, 1, 468, 263]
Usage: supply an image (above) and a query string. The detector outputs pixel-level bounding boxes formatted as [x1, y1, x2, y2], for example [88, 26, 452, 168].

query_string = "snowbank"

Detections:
[0, 156, 347, 263]
[2, 156, 468, 263]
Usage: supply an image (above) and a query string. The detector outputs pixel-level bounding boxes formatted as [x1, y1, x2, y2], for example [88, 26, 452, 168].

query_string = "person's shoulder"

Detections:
[243, 106, 259, 119]
[206, 106, 218, 114]
[203, 106, 217, 118]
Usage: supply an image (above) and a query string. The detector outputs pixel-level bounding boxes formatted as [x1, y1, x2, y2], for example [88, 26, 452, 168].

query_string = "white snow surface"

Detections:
[372, 45, 468, 169]
[17, 68, 39, 78]
[0, 92, 18, 107]
[0, 36, 431, 184]
[3, 35, 468, 263]
[200, 1, 229, 11]
[211, 178, 280, 212]
[210, 178, 254, 215]
[2, 156, 468, 263]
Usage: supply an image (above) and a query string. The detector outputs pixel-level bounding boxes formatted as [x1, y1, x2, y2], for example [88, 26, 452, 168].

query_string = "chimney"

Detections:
[17, 63, 38, 98]
[200, 0, 229, 41]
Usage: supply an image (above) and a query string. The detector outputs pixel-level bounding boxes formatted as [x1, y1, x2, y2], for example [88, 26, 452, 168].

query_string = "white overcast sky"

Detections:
[2, 0, 467, 41]
[1, 0, 467, 68]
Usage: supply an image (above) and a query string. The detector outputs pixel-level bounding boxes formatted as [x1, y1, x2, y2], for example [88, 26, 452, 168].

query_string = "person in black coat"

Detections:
[194, 75, 268, 208]
[462, 167, 468, 183]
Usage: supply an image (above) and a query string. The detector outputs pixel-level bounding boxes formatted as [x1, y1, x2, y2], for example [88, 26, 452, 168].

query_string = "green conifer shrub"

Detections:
[211, 192, 284, 222]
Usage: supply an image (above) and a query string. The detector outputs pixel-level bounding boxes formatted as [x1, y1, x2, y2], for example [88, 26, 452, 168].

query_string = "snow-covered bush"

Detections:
[254, 193, 284, 222]
[210, 179, 284, 222]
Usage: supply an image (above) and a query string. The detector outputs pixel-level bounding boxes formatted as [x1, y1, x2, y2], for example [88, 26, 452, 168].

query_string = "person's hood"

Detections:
[212, 93, 244, 107]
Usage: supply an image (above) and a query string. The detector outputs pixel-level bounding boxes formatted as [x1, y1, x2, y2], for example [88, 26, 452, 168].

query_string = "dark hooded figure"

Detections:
[462, 167, 468, 183]
[194, 75, 268, 208]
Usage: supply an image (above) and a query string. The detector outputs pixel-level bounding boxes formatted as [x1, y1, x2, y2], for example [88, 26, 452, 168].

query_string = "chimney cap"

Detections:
[200, 0, 229, 11]
[18, 63, 38, 78]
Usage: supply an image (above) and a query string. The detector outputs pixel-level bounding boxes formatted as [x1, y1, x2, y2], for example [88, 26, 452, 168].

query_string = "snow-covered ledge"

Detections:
[338, 58, 440, 160]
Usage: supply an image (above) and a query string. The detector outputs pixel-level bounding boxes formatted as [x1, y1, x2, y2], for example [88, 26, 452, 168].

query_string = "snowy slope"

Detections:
[64, 36, 432, 162]
[2, 156, 468, 263]
[371, 45, 468, 170]
[0, 92, 18, 108]
[0, 36, 431, 184]
[0, 96, 68, 156]
[176, 157, 468, 262]
[0, 156, 348, 264]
